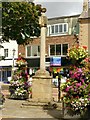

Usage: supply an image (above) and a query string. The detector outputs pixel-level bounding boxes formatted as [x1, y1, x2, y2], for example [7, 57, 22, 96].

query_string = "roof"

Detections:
[48, 14, 80, 20]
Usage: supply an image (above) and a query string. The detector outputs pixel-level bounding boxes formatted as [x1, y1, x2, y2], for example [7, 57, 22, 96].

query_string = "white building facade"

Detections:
[0, 40, 18, 82]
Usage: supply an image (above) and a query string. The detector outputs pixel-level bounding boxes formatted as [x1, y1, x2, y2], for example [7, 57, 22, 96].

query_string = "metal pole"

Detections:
[12, 49, 16, 68]
[12, 49, 16, 76]
[58, 75, 61, 102]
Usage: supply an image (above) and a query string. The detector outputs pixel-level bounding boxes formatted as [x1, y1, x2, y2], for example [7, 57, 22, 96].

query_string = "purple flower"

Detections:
[88, 98, 90, 101]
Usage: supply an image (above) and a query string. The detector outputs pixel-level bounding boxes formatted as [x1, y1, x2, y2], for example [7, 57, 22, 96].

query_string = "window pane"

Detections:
[47, 26, 50, 36]
[38, 46, 40, 56]
[59, 24, 62, 32]
[4, 49, 8, 57]
[62, 44, 68, 55]
[27, 46, 31, 56]
[55, 25, 58, 33]
[56, 44, 61, 55]
[32, 46, 38, 56]
[50, 45, 55, 55]
[51, 25, 54, 34]
[64, 24, 67, 32]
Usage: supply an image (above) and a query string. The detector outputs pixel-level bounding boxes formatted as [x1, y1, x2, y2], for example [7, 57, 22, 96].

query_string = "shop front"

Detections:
[0, 59, 16, 83]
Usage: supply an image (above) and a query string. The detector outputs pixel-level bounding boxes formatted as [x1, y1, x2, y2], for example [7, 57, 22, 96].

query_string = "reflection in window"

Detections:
[62, 44, 68, 55]
[27, 46, 31, 57]
[48, 23, 68, 35]
[51, 25, 54, 34]
[32, 46, 38, 56]
[55, 25, 58, 33]
[50, 45, 55, 55]
[26, 45, 40, 57]
[49, 44, 68, 56]
[59, 24, 62, 32]
[64, 24, 67, 32]
[56, 44, 61, 55]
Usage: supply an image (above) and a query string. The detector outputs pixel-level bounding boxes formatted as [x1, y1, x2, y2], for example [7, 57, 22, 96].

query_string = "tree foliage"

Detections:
[2, 2, 42, 45]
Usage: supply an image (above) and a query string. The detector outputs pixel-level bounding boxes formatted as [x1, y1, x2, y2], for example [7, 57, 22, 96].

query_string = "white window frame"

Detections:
[26, 45, 40, 58]
[47, 25, 51, 36]
[47, 23, 68, 36]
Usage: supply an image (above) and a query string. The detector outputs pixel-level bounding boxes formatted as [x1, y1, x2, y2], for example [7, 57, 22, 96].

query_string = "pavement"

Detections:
[1, 98, 63, 119]
[0, 83, 64, 120]
[0, 83, 85, 120]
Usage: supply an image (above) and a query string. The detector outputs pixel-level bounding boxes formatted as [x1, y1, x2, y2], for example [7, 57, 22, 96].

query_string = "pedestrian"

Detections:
[27, 74, 32, 99]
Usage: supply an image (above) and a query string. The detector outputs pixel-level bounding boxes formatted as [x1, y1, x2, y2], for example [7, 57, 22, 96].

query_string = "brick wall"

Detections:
[18, 35, 75, 58]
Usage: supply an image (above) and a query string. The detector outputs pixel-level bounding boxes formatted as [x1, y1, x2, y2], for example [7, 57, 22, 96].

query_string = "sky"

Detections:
[34, 0, 84, 18]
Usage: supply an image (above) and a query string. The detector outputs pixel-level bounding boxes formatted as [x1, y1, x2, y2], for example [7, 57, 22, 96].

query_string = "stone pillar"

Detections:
[32, 8, 53, 103]
[79, 0, 90, 55]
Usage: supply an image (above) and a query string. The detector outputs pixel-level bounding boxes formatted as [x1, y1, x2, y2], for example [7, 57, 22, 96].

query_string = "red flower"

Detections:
[82, 46, 87, 50]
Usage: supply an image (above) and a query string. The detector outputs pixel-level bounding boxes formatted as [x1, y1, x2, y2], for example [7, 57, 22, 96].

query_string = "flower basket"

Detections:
[68, 45, 88, 66]
[9, 54, 30, 100]
[10, 93, 29, 100]
[9, 85, 29, 100]
[61, 45, 90, 117]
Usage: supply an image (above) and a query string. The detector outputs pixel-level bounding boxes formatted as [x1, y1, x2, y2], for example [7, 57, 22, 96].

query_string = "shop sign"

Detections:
[50, 57, 61, 66]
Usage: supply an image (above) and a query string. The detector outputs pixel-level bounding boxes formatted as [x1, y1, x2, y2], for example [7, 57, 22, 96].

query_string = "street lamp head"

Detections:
[41, 8, 47, 13]
[12, 49, 16, 56]
[12, 49, 16, 52]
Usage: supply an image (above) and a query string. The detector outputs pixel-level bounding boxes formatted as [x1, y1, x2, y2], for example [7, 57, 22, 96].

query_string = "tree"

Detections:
[2, 2, 42, 45]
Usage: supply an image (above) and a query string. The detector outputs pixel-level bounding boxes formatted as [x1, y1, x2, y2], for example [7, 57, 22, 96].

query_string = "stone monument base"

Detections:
[31, 70, 53, 103]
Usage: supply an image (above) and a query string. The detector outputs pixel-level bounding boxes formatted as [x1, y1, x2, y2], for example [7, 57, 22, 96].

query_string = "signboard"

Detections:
[50, 57, 61, 66]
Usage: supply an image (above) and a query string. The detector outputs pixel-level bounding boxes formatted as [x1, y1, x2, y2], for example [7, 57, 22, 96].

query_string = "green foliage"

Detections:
[2, 2, 42, 45]
[9, 55, 30, 100]
[61, 45, 90, 116]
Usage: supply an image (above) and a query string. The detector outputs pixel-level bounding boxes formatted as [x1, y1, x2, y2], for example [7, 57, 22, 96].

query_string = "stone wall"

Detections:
[79, 19, 90, 55]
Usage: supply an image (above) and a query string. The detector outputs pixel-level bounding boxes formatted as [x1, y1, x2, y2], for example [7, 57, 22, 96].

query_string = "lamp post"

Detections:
[12, 49, 16, 71]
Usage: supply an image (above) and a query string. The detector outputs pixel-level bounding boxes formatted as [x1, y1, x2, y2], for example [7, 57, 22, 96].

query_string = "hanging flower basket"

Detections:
[61, 45, 90, 117]
[68, 45, 88, 66]
[16, 57, 27, 67]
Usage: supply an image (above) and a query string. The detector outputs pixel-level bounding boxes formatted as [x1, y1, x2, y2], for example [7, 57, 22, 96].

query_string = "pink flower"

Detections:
[77, 68, 82, 73]
[76, 82, 82, 87]
[81, 79, 84, 83]
[65, 86, 71, 92]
